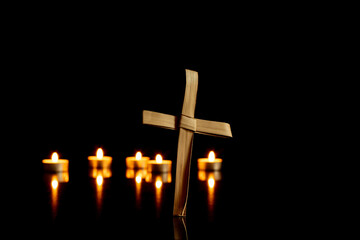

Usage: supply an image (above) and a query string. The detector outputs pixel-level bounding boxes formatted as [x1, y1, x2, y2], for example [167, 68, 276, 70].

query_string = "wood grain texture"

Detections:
[195, 118, 232, 137]
[181, 69, 198, 117]
[142, 69, 232, 217]
[143, 110, 176, 130]
[144, 111, 232, 137]
[173, 69, 199, 216]
[173, 128, 194, 216]
[173, 216, 188, 239]
[179, 115, 196, 132]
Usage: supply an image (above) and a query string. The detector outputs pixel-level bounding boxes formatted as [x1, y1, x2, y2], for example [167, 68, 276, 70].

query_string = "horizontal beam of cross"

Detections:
[143, 110, 232, 138]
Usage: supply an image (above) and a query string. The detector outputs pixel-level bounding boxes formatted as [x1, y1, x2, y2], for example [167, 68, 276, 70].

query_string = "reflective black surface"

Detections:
[6, 41, 302, 238]
[3, 9, 321, 238]
[12, 136, 300, 239]
[32, 151, 236, 239]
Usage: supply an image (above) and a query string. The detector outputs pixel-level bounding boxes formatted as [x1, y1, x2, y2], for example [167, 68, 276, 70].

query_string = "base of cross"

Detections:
[142, 69, 232, 217]
[173, 216, 188, 239]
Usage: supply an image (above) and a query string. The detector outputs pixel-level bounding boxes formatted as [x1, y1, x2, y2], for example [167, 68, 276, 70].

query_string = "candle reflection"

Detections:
[145, 172, 172, 183]
[207, 176, 215, 216]
[89, 168, 112, 216]
[135, 170, 145, 209]
[198, 170, 221, 220]
[155, 176, 163, 215]
[51, 175, 58, 220]
[145, 172, 172, 217]
[126, 169, 147, 210]
[44, 172, 69, 220]
[90, 168, 112, 179]
[96, 174, 103, 214]
[126, 168, 172, 215]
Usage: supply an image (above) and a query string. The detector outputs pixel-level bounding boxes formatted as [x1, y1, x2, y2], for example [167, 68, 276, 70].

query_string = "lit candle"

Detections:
[197, 151, 222, 171]
[147, 154, 172, 172]
[42, 152, 69, 172]
[126, 151, 150, 169]
[88, 148, 112, 169]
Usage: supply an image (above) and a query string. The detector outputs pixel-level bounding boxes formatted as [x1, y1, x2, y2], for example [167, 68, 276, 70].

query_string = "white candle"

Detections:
[126, 151, 150, 169]
[88, 148, 112, 169]
[42, 152, 69, 172]
[147, 154, 172, 172]
[197, 151, 222, 171]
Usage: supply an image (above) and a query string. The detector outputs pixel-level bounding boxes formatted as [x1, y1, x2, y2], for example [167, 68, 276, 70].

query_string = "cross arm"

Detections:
[143, 110, 233, 137]
[178, 115, 232, 138]
[195, 118, 232, 138]
[143, 110, 177, 130]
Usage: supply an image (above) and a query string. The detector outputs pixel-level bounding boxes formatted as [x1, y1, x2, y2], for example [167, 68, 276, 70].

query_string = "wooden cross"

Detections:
[143, 69, 232, 216]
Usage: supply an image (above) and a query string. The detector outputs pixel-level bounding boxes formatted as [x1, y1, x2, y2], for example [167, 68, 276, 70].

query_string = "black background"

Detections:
[3, 6, 321, 238]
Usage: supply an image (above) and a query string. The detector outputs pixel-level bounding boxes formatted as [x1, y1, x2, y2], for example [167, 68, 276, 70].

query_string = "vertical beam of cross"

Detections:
[142, 69, 232, 217]
[173, 69, 198, 216]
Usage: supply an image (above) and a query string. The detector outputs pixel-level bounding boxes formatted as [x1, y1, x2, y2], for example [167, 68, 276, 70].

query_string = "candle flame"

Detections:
[155, 154, 163, 163]
[51, 179, 59, 189]
[96, 175, 103, 186]
[155, 179, 163, 189]
[135, 151, 142, 160]
[135, 175, 142, 183]
[208, 151, 215, 162]
[208, 177, 215, 188]
[51, 152, 59, 162]
[96, 148, 104, 159]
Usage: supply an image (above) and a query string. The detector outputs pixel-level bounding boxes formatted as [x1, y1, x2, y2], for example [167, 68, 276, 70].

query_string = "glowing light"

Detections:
[155, 154, 163, 164]
[208, 151, 215, 162]
[51, 179, 59, 189]
[96, 148, 104, 160]
[51, 176, 59, 218]
[155, 179, 163, 189]
[135, 151, 142, 160]
[51, 152, 59, 162]
[96, 175, 103, 186]
[135, 175, 142, 183]
[208, 177, 215, 188]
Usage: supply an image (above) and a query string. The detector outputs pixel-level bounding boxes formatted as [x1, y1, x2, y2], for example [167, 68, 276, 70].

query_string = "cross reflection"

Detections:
[173, 217, 188, 240]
